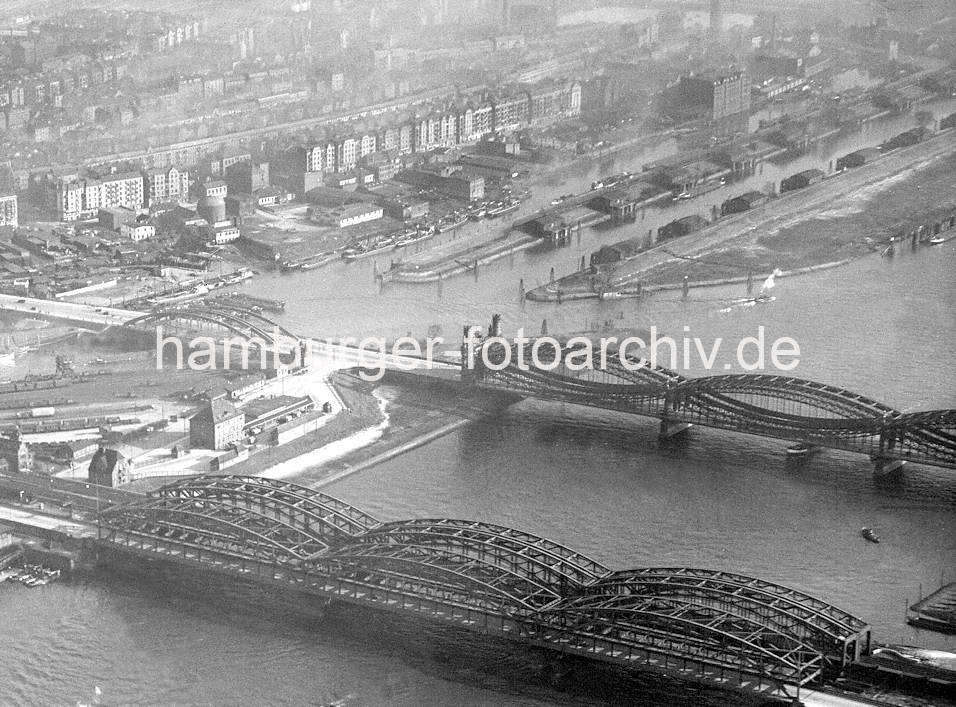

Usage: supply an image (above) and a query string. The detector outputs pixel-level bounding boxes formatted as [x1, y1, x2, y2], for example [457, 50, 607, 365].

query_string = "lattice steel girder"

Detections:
[156, 476, 378, 540]
[100, 498, 326, 561]
[542, 598, 822, 677]
[316, 543, 564, 611]
[347, 519, 608, 587]
[595, 569, 868, 634]
[475, 345, 956, 466]
[197, 303, 296, 338]
[673, 376, 895, 418]
[574, 578, 850, 649]
[888, 409, 956, 428]
[126, 309, 275, 343]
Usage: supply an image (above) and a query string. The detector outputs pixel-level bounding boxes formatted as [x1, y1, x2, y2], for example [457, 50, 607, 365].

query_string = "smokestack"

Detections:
[502, 0, 511, 27]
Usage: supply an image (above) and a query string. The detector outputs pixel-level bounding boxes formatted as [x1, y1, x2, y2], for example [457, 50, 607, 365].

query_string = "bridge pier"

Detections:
[873, 456, 906, 479]
[659, 420, 692, 440]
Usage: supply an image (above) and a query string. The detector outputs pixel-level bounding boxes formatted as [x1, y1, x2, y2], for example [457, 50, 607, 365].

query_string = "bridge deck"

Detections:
[91, 475, 872, 698]
[460, 339, 956, 470]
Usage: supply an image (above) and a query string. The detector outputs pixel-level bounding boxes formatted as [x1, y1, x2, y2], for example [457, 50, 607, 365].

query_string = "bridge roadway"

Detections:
[83, 474, 871, 701]
[0, 293, 145, 327]
[0, 294, 293, 349]
[463, 337, 956, 472]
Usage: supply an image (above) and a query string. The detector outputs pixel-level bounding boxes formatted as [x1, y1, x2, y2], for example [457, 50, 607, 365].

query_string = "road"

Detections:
[0, 293, 144, 327]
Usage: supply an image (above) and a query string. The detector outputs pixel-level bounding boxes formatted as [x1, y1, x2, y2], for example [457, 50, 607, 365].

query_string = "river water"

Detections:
[2, 114, 956, 705]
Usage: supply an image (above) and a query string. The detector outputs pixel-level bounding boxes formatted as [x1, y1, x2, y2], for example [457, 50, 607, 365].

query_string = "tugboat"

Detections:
[861, 527, 880, 543]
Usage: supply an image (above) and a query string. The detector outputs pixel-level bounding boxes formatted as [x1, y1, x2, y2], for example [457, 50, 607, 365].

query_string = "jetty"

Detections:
[908, 582, 956, 634]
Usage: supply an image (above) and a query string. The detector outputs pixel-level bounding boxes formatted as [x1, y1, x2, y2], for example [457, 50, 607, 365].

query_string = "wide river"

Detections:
[2, 115, 956, 705]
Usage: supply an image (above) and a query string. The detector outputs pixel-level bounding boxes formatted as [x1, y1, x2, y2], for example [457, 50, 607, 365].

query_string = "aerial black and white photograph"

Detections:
[0, 0, 953, 705]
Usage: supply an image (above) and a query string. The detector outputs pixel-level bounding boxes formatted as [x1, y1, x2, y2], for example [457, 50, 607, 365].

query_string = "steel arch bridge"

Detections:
[97, 475, 871, 698]
[462, 336, 956, 471]
[124, 306, 291, 348]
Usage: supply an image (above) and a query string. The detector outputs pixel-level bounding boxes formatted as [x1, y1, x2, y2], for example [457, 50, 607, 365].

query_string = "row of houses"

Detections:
[286, 81, 582, 175]
[52, 166, 191, 221]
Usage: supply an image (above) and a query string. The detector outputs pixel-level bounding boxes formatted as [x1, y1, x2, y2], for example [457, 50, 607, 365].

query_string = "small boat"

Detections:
[786, 443, 811, 457]
[487, 201, 520, 218]
[928, 236, 946, 245]
[342, 238, 396, 262]
[861, 527, 880, 543]
[438, 215, 468, 233]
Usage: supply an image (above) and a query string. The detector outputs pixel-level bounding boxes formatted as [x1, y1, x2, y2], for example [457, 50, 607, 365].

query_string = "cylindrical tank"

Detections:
[198, 195, 226, 224]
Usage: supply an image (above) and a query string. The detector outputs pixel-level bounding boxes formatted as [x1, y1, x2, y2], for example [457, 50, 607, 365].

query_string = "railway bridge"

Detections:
[458, 325, 956, 474]
[96, 475, 872, 701]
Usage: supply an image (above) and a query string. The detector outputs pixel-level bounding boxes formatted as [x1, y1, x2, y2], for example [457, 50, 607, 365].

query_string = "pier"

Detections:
[908, 583, 956, 635]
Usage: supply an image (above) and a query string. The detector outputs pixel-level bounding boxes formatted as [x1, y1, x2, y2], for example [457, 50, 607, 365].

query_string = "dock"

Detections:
[908, 582, 956, 634]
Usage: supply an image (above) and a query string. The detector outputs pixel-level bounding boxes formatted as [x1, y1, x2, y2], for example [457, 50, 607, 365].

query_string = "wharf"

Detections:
[853, 652, 956, 688]
[908, 583, 956, 634]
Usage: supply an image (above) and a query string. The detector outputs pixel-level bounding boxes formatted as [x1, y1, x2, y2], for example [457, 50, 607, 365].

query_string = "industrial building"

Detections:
[189, 396, 245, 450]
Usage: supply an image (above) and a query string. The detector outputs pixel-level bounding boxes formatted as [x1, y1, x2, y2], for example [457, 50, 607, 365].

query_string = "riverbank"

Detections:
[527, 130, 956, 302]
[217, 368, 521, 489]
[223, 371, 386, 480]
[287, 370, 522, 488]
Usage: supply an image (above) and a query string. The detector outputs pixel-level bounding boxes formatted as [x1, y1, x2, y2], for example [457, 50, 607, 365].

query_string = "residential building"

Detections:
[88, 446, 132, 486]
[101, 171, 146, 211]
[121, 222, 156, 241]
[144, 167, 190, 205]
[526, 80, 582, 125]
[0, 429, 31, 473]
[492, 91, 530, 133]
[56, 171, 144, 221]
[208, 145, 252, 175]
[0, 194, 17, 228]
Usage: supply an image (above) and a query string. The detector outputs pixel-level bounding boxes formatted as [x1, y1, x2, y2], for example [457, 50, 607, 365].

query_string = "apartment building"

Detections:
[55, 171, 145, 221]
[0, 194, 17, 228]
[144, 166, 190, 205]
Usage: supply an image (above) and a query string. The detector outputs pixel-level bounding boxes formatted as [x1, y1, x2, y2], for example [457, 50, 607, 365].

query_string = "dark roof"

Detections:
[88, 447, 127, 475]
[734, 191, 766, 205]
[241, 395, 311, 421]
[607, 238, 644, 258]
[195, 397, 243, 424]
[676, 214, 709, 229]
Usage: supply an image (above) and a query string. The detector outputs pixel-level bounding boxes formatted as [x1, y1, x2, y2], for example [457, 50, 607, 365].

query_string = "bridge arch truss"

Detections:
[96, 476, 871, 696]
[464, 337, 956, 469]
